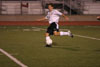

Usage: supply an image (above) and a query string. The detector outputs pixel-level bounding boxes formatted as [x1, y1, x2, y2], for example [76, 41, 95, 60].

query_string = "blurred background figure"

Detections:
[97, 16, 100, 20]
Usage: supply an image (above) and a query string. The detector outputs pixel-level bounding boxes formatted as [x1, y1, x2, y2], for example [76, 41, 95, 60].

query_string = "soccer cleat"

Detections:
[45, 44, 52, 47]
[70, 33, 74, 38]
[68, 30, 74, 38]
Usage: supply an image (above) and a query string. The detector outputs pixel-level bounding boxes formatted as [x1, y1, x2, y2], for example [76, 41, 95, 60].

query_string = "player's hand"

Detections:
[97, 16, 100, 18]
[65, 17, 69, 21]
[36, 19, 40, 21]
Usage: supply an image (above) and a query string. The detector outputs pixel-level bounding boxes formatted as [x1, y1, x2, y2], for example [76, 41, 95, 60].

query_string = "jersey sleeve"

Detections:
[55, 10, 62, 16]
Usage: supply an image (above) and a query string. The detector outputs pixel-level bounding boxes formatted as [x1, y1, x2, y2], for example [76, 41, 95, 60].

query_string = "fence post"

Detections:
[69, 0, 72, 15]
[20, 0, 22, 15]
[0, 0, 2, 15]
[41, 0, 45, 15]
[62, 0, 64, 14]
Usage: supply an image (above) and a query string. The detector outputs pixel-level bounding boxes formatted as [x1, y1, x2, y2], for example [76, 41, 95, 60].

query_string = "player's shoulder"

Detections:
[53, 9, 59, 12]
[52, 9, 60, 14]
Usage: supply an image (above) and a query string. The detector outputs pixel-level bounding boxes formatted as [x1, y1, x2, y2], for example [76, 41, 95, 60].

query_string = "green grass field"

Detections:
[0, 26, 100, 67]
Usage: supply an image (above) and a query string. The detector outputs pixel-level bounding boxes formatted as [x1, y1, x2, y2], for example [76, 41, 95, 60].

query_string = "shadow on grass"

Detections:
[94, 50, 100, 52]
[52, 42, 58, 46]
[52, 42, 80, 51]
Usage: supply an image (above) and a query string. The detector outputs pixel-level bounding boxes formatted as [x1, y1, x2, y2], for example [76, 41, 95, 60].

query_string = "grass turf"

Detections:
[0, 26, 100, 67]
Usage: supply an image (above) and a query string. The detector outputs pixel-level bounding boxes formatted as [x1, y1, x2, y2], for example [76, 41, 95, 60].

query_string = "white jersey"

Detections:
[45, 9, 62, 24]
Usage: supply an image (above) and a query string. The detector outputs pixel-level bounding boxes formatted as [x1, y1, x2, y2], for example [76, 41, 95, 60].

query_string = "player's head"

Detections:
[97, 16, 100, 21]
[48, 3, 54, 11]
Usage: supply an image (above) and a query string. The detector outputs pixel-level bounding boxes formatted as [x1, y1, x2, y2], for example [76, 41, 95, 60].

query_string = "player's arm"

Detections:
[55, 10, 69, 21]
[62, 14, 69, 21]
[37, 17, 47, 21]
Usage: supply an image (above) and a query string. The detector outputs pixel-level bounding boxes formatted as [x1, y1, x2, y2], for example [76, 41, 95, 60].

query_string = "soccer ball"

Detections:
[46, 39, 52, 45]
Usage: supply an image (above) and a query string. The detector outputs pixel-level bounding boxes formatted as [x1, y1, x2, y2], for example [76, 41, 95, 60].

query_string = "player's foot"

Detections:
[45, 44, 52, 47]
[68, 30, 74, 38]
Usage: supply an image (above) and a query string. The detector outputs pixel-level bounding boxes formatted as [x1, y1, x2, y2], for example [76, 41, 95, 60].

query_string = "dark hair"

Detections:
[48, 3, 54, 7]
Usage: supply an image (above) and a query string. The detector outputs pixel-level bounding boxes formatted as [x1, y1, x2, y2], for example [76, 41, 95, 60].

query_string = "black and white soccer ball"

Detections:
[46, 39, 52, 45]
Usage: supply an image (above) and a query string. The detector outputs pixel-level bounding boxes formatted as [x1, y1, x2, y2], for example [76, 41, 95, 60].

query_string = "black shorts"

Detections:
[46, 22, 59, 35]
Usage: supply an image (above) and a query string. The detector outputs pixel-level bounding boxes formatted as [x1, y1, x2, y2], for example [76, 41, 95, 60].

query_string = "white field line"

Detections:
[6, 26, 100, 41]
[28, 27, 100, 41]
[0, 48, 28, 67]
[74, 34, 100, 41]
[86, 26, 100, 28]
[0, 53, 18, 55]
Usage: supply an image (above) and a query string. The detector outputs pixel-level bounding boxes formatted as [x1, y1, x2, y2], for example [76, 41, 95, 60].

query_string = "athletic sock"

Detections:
[46, 36, 51, 41]
[60, 31, 70, 36]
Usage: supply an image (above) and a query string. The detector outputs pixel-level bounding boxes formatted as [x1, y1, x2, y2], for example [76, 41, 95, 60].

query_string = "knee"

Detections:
[54, 32, 59, 36]
[45, 33, 49, 36]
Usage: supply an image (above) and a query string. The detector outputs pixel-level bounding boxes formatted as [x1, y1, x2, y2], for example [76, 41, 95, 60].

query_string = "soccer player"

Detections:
[37, 4, 73, 47]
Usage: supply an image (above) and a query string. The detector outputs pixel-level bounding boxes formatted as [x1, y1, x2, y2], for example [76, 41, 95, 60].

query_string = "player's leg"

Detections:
[53, 23, 73, 38]
[54, 30, 69, 36]
[45, 24, 54, 47]
[45, 33, 51, 43]
[54, 31, 73, 38]
[60, 30, 73, 38]
[54, 31, 60, 36]
[45, 33, 52, 47]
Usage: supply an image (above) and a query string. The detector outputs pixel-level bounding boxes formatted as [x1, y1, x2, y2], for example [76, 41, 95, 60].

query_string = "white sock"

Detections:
[46, 36, 51, 41]
[60, 31, 70, 36]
